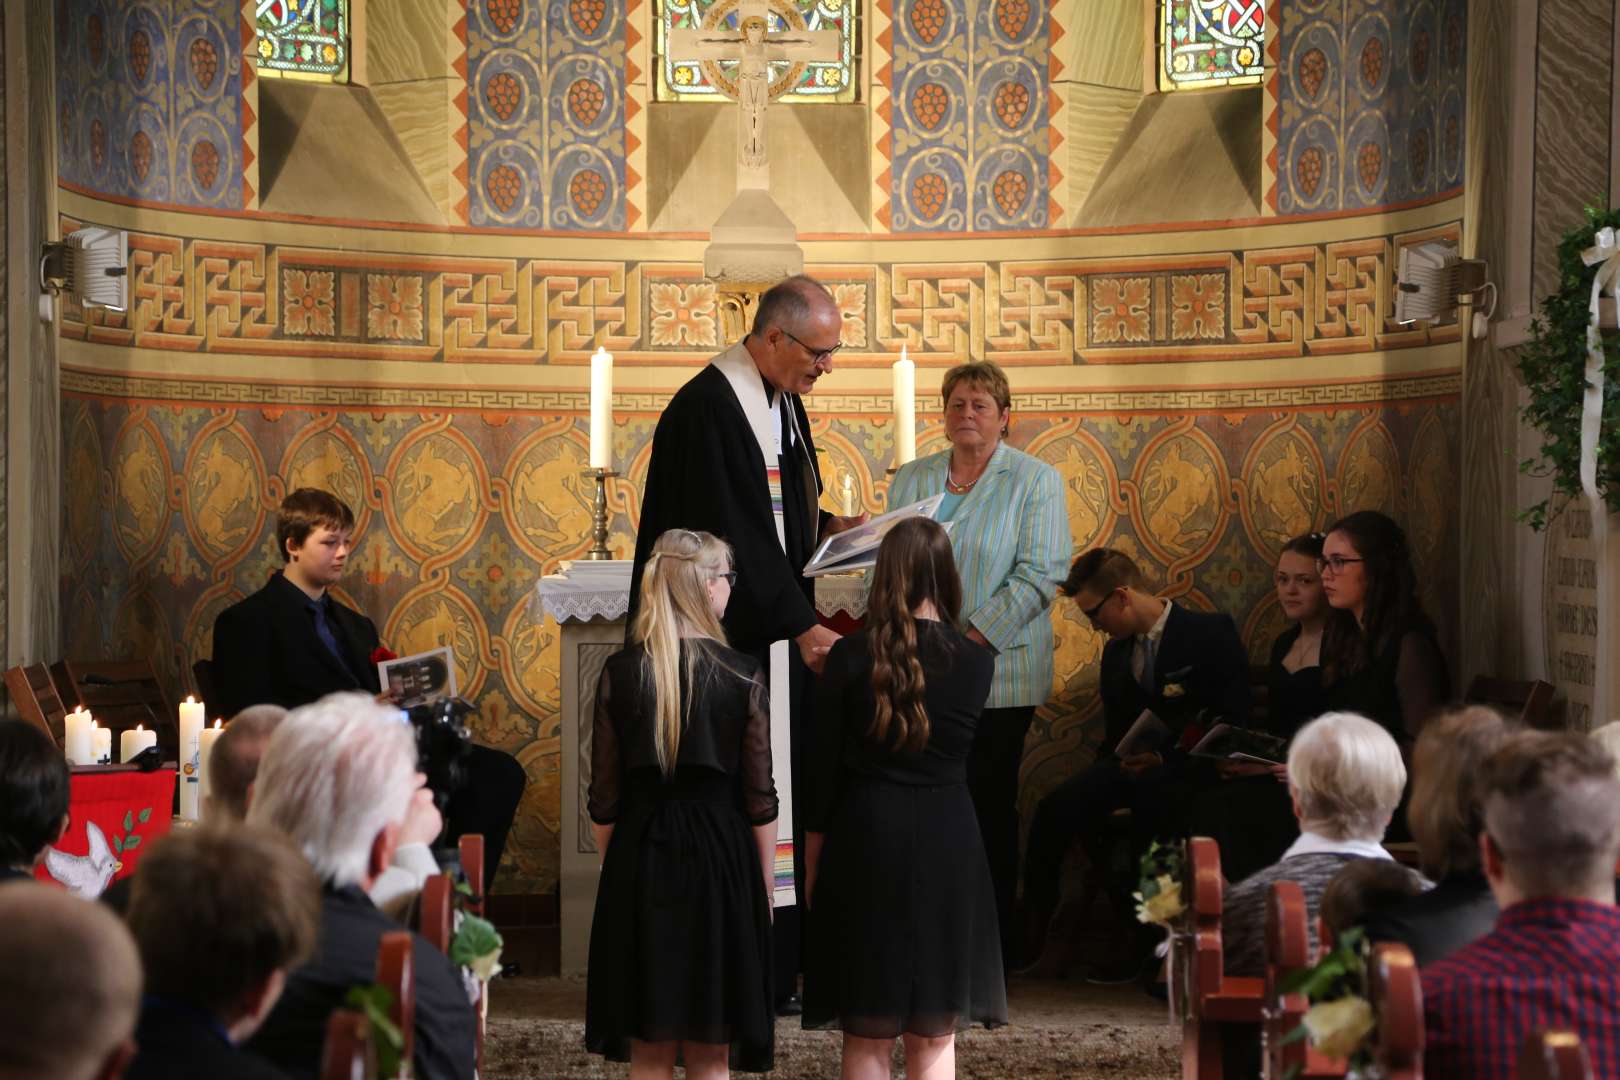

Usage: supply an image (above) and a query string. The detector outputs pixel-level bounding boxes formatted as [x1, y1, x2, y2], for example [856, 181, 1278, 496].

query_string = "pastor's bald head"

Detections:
[0, 882, 140, 1079]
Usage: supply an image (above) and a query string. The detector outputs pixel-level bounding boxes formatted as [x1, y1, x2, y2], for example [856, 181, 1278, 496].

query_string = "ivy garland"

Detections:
[1517, 206, 1620, 531]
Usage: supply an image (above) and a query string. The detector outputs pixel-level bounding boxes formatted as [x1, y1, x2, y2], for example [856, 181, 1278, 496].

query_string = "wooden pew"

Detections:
[457, 833, 488, 1075]
[376, 932, 415, 1079]
[458, 833, 486, 917]
[1520, 1031, 1594, 1080]
[320, 1009, 377, 1080]
[418, 874, 453, 953]
[1366, 942, 1423, 1080]
[1173, 836, 1266, 1079]
[3, 664, 69, 746]
[1263, 880, 1346, 1079]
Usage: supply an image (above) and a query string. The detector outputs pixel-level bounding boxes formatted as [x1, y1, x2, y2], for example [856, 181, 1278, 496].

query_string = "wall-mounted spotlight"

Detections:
[1395, 240, 1495, 339]
[39, 226, 128, 322]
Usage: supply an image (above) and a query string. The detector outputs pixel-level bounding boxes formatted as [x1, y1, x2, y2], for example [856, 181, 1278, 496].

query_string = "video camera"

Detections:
[404, 696, 476, 811]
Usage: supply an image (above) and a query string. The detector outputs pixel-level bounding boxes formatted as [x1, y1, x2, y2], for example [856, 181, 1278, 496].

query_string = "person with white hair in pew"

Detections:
[242, 692, 476, 1080]
[1220, 710, 1410, 978]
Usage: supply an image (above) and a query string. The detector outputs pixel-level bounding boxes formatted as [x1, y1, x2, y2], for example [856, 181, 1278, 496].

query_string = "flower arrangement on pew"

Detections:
[1280, 927, 1376, 1069]
[343, 984, 406, 1078]
[1134, 839, 1187, 927]
[450, 877, 504, 987]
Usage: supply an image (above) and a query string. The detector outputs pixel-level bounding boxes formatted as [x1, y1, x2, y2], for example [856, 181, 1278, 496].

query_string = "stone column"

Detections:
[4, 0, 61, 668]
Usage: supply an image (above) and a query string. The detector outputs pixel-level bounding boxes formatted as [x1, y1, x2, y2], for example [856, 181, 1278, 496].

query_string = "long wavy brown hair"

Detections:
[866, 517, 962, 752]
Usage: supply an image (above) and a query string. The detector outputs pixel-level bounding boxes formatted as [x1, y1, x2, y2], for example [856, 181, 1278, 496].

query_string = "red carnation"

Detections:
[371, 646, 398, 664]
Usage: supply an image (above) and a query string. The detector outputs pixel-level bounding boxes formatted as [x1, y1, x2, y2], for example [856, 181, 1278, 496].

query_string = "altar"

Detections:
[536, 563, 868, 975]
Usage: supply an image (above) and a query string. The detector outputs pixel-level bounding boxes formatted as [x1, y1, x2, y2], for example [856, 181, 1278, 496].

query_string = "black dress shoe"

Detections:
[775, 993, 803, 1017]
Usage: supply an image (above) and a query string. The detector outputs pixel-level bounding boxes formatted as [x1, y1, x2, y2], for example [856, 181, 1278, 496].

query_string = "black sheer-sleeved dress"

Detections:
[802, 621, 1007, 1037]
[584, 641, 778, 1072]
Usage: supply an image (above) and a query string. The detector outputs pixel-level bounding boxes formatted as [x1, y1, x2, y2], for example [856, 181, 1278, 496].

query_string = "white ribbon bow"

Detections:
[1578, 227, 1620, 500]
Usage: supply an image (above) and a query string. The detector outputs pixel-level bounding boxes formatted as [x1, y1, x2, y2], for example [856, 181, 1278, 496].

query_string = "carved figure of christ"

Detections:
[668, 0, 840, 189]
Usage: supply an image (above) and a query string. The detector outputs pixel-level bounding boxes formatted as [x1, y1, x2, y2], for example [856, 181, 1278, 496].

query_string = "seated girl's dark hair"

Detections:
[0, 721, 71, 867]
[1280, 531, 1326, 560]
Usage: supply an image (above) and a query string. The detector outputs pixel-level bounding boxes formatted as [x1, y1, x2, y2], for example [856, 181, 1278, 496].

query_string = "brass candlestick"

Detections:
[581, 468, 619, 560]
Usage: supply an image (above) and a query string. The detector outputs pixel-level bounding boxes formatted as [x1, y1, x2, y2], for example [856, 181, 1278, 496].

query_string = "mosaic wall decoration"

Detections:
[1269, 0, 1466, 214]
[655, 0, 859, 102]
[466, 0, 630, 230]
[58, 214, 1464, 364]
[1159, 0, 1266, 91]
[55, 0, 245, 210]
[887, 0, 1049, 231]
[60, 364, 1460, 893]
[251, 0, 349, 80]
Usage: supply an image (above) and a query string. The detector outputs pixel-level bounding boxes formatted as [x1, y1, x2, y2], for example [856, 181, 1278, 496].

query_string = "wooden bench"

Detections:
[320, 1009, 377, 1080]
[1520, 1031, 1593, 1080]
[1173, 836, 1266, 1079]
[376, 932, 415, 1079]
[1465, 675, 1558, 729]
[4, 663, 70, 745]
[1367, 942, 1423, 1079]
[1263, 880, 1346, 1079]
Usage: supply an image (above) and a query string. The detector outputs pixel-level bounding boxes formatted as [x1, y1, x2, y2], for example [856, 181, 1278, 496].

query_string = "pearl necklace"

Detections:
[946, 455, 989, 494]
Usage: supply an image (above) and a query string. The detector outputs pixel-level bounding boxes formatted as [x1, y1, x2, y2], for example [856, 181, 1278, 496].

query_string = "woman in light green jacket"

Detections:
[886, 361, 1071, 964]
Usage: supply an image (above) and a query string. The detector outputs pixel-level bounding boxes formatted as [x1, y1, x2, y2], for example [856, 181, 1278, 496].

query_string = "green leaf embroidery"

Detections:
[123, 810, 134, 834]
[137, 807, 152, 825]
[111, 834, 124, 854]
[123, 835, 142, 851]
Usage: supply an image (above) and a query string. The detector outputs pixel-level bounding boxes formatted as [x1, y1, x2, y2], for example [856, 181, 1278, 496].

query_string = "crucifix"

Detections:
[668, 0, 840, 190]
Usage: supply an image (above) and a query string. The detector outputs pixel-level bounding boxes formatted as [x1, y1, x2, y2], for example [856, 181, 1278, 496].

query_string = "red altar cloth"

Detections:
[34, 766, 177, 896]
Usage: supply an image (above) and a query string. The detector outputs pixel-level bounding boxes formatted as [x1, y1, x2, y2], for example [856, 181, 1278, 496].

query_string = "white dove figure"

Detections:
[44, 821, 122, 899]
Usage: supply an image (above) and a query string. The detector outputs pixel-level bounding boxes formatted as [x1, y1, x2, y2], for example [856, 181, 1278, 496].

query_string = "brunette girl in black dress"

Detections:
[1318, 510, 1451, 746]
[803, 517, 1005, 1080]
[585, 528, 778, 1077]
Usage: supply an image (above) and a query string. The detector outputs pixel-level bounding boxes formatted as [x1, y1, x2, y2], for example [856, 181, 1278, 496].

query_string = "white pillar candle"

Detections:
[64, 707, 94, 765]
[178, 696, 206, 820]
[120, 724, 157, 763]
[588, 346, 614, 469]
[892, 348, 916, 465]
[198, 720, 223, 818]
[91, 724, 112, 765]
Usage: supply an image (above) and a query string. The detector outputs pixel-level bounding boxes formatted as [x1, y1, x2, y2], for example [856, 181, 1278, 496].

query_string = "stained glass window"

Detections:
[253, 0, 349, 82]
[1158, 0, 1265, 91]
[655, 0, 860, 103]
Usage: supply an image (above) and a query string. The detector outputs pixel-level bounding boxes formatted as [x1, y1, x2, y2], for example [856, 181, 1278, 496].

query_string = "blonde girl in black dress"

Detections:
[585, 528, 778, 1077]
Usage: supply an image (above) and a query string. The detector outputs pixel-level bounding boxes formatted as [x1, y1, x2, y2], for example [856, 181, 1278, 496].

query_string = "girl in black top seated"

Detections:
[1198, 532, 1334, 883]
[803, 516, 1004, 1080]
[585, 528, 779, 1076]
[1319, 510, 1451, 745]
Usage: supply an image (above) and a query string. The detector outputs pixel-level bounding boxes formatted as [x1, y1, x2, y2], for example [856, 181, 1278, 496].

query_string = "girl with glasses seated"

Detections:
[1319, 510, 1451, 751]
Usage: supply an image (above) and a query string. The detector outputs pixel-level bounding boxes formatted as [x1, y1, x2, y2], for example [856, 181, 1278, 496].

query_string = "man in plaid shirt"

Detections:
[1422, 730, 1620, 1079]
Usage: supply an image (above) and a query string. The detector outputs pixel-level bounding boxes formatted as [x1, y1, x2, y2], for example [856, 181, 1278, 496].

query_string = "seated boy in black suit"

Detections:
[1019, 548, 1251, 976]
[212, 488, 525, 890]
[124, 824, 321, 1080]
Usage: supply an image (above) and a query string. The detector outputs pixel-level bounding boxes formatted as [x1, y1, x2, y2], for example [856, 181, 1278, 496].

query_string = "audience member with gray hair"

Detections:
[243, 692, 476, 1080]
[0, 881, 141, 1080]
[1220, 711, 1409, 977]
[1423, 730, 1620, 1080]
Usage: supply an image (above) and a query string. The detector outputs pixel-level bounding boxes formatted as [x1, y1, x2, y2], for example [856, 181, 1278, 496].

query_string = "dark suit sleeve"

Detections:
[212, 599, 273, 719]
[635, 389, 818, 648]
[1098, 641, 1139, 757]
[410, 937, 478, 1080]
[335, 607, 382, 694]
[1208, 614, 1253, 726]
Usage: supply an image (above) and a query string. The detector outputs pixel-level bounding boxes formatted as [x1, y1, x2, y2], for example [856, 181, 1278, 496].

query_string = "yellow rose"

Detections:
[1134, 874, 1185, 926]
[1162, 682, 1186, 698]
[1303, 995, 1375, 1060]
[468, 947, 503, 983]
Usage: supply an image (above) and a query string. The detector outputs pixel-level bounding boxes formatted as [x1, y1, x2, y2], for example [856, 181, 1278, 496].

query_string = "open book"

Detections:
[802, 493, 951, 577]
[377, 647, 457, 709]
[1187, 723, 1286, 766]
[1114, 709, 1171, 758]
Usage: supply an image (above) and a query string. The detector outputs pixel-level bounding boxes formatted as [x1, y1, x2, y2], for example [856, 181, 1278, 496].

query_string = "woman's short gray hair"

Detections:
[1287, 711, 1407, 841]
[246, 692, 418, 887]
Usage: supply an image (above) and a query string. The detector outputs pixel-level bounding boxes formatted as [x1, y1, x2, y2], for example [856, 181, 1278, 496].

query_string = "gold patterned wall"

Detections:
[57, 188, 1465, 895]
